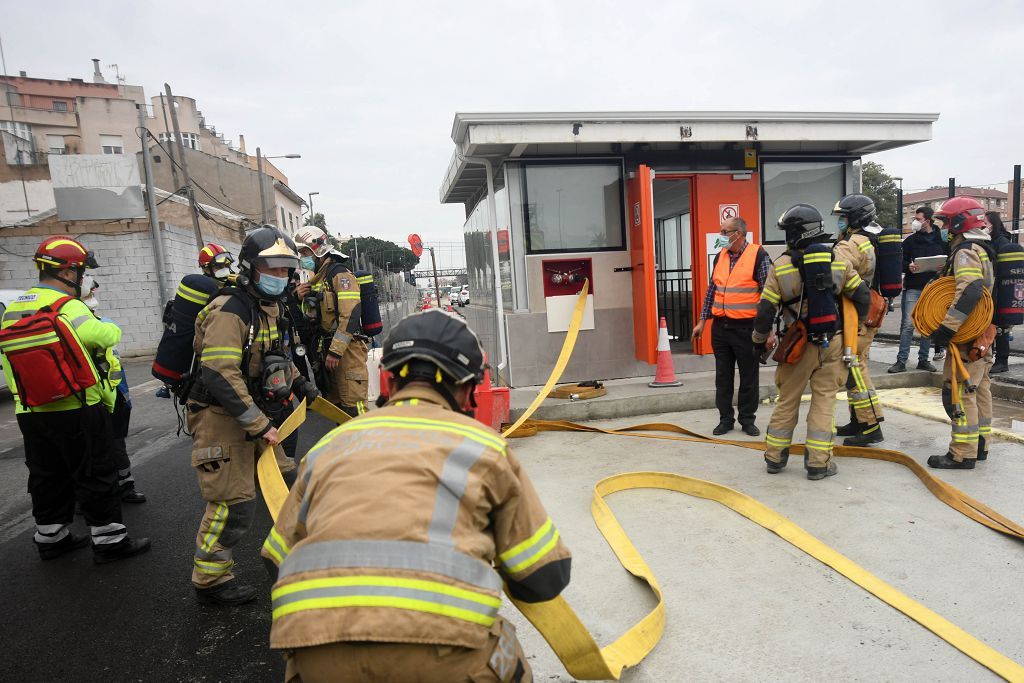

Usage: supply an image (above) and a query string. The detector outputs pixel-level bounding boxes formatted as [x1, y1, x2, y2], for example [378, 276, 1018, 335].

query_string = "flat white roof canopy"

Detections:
[440, 111, 939, 205]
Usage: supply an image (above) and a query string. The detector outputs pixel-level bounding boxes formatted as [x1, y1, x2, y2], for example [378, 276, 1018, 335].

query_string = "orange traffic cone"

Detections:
[649, 317, 682, 388]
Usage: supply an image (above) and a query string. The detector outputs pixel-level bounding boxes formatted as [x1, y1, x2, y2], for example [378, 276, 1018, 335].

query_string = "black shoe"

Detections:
[741, 424, 760, 437]
[836, 421, 861, 437]
[155, 386, 171, 398]
[843, 428, 883, 447]
[196, 580, 258, 606]
[807, 461, 838, 481]
[712, 421, 734, 436]
[93, 537, 151, 564]
[765, 447, 789, 474]
[933, 350, 945, 361]
[37, 533, 90, 560]
[916, 360, 938, 372]
[927, 454, 975, 470]
[990, 361, 1009, 374]
[887, 361, 906, 374]
[121, 490, 147, 504]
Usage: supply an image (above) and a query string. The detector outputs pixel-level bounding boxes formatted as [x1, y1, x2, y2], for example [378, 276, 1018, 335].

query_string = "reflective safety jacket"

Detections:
[940, 238, 995, 341]
[192, 290, 299, 438]
[833, 231, 877, 291]
[753, 248, 868, 344]
[311, 256, 362, 359]
[711, 243, 762, 319]
[262, 384, 572, 650]
[0, 285, 121, 414]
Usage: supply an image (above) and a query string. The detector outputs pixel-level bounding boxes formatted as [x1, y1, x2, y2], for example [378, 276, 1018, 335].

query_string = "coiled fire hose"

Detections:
[911, 276, 994, 409]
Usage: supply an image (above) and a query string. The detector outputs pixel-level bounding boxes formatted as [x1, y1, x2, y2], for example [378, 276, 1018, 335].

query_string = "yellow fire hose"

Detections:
[255, 283, 1024, 681]
[911, 275, 995, 409]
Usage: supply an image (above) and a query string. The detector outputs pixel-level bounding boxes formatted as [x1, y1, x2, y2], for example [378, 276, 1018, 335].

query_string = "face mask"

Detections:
[213, 267, 232, 281]
[837, 216, 849, 232]
[255, 272, 288, 297]
[300, 256, 316, 271]
[911, 219, 922, 232]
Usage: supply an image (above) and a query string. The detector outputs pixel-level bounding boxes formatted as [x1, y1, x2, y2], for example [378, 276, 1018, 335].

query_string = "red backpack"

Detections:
[0, 295, 98, 407]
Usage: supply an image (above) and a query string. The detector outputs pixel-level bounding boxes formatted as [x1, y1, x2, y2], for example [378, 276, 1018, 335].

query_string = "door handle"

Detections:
[614, 267, 634, 272]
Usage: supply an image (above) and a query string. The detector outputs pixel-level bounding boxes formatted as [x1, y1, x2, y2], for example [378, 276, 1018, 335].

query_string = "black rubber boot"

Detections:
[927, 454, 975, 470]
[990, 361, 1009, 374]
[93, 537, 152, 564]
[713, 420, 734, 436]
[121, 489, 147, 504]
[843, 425, 883, 447]
[977, 436, 988, 462]
[807, 461, 838, 481]
[196, 580, 258, 606]
[36, 533, 90, 560]
[765, 447, 789, 474]
[836, 407, 861, 437]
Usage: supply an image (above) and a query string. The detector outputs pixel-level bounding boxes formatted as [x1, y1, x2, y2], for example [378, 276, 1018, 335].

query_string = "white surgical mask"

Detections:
[213, 267, 231, 280]
[911, 219, 922, 232]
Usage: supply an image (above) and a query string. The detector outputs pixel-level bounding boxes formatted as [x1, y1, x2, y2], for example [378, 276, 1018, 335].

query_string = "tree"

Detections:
[304, 212, 327, 230]
[339, 236, 420, 272]
[861, 161, 899, 228]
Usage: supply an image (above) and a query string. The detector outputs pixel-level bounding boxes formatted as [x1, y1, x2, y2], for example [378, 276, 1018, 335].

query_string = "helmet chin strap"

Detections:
[53, 268, 84, 297]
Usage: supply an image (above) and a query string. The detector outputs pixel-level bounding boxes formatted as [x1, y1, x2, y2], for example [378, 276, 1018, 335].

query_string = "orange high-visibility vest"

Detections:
[711, 242, 761, 319]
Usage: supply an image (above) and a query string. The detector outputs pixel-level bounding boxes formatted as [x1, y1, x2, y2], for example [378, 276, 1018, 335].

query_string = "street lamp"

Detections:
[255, 146, 301, 224]
[308, 191, 320, 224]
[894, 176, 904, 232]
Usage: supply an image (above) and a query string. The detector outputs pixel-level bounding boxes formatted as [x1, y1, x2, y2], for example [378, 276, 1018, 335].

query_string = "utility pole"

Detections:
[158, 93, 179, 189]
[308, 191, 319, 224]
[352, 236, 360, 269]
[1012, 164, 1021, 244]
[894, 176, 903, 230]
[256, 146, 267, 224]
[164, 83, 204, 249]
[138, 105, 169, 306]
[429, 246, 441, 305]
[948, 177, 956, 199]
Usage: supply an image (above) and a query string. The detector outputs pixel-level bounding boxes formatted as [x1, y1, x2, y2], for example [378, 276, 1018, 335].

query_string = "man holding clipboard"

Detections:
[889, 206, 948, 373]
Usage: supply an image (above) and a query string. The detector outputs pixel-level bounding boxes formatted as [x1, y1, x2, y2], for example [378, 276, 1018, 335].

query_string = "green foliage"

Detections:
[339, 236, 420, 272]
[304, 212, 327, 229]
[861, 161, 899, 228]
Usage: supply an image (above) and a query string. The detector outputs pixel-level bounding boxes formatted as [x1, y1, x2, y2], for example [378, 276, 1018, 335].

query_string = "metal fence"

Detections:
[656, 268, 694, 342]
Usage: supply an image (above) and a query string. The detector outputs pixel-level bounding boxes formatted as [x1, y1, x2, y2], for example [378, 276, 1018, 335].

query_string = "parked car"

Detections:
[458, 286, 470, 307]
[0, 288, 24, 397]
[448, 286, 460, 305]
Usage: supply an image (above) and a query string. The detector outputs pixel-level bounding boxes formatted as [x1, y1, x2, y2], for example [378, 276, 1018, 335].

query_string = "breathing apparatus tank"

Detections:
[152, 274, 222, 390]
[874, 225, 904, 300]
[357, 270, 383, 337]
[995, 241, 1024, 328]
[799, 242, 839, 346]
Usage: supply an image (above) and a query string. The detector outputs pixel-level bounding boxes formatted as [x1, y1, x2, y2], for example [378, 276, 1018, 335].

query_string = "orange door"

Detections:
[627, 164, 657, 364]
[690, 173, 762, 354]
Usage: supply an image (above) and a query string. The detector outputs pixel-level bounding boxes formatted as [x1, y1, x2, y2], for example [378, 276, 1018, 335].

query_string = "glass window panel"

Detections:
[762, 161, 845, 244]
[522, 163, 624, 252]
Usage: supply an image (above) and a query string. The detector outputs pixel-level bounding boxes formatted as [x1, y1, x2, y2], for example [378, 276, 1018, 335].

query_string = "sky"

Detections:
[3, 0, 1023, 244]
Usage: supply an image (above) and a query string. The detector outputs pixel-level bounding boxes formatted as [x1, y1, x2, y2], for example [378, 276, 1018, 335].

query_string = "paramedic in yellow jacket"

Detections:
[187, 226, 318, 606]
[262, 309, 571, 682]
[0, 237, 150, 563]
[832, 194, 885, 447]
[294, 225, 369, 416]
[927, 197, 996, 469]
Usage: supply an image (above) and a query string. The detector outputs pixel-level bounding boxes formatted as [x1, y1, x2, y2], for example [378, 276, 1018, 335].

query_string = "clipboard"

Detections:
[913, 255, 947, 273]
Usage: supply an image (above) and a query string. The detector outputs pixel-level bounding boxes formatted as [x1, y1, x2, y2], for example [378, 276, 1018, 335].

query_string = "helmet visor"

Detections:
[84, 251, 99, 269]
[256, 255, 300, 270]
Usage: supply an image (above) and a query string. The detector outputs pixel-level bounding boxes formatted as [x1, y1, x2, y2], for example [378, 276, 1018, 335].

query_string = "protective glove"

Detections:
[753, 342, 768, 365]
[294, 377, 320, 403]
[930, 324, 955, 348]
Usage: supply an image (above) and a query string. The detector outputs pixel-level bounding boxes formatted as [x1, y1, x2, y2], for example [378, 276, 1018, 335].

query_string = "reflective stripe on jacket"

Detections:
[833, 232, 877, 290]
[312, 258, 361, 358]
[940, 239, 995, 340]
[711, 243, 761, 319]
[262, 384, 571, 650]
[0, 285, 120, 413]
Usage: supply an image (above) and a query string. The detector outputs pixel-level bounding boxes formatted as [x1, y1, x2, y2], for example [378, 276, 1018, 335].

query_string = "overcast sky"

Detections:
[4, 0, 1023, 244]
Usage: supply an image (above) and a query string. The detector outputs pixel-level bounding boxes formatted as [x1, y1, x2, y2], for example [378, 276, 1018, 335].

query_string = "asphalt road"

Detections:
[0, 357, 338, 683]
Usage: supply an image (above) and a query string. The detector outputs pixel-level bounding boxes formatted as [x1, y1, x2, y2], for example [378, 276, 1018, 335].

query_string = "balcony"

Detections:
[4, 105, 77, 128]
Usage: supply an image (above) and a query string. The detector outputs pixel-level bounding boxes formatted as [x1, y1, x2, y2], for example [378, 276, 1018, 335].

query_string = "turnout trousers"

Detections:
[942, 346, 993, 463]
[326, 338, 369, 416]
[17, 402, 127, 548]
[711, 318, 759, 427]
[187, 404, 294, 588]
[284, 617, 531, 683]
[845, 325, 884, 430]
[765, 341, 846, 469]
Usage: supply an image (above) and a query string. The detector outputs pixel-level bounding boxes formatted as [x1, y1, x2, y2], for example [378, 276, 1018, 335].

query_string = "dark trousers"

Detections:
[111, 392, 136, 492]
[17, 402, 122, 528]
[995, 329, 1012, 364]
[711, 318, 759, 426]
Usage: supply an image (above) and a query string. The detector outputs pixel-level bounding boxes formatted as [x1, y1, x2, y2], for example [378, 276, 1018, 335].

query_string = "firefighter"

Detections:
[0, 237, 150, 562]
[928, 197, 995, 469]
[262, 309, 570, 682]
[753, 205, 871, 480]
[186, 226, 318, 605]
[294, 226, 372, 416]
[832, 194, 886, 446]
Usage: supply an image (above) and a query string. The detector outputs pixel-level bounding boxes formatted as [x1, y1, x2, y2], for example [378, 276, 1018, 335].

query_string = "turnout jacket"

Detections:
[833, 231, 878, 291]
[753, 247, 869, 344]
[192, 290, 300, 438]
[311, 256, 363, 359]
[262, 384, 572, 650]
[937, 237, 995, 344]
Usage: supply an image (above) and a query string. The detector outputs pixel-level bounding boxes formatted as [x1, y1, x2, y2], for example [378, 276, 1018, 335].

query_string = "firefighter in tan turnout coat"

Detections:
[262, 309, 571, 682]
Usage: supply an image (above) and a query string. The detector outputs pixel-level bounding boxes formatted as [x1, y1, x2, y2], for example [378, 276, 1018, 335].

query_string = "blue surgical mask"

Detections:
[837, 216, 848, 232]
[255, 272, 288, 297]
[300, 256, 316, 271]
